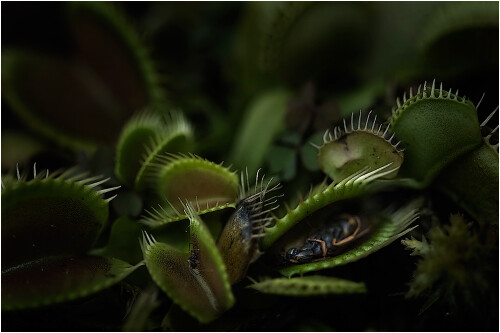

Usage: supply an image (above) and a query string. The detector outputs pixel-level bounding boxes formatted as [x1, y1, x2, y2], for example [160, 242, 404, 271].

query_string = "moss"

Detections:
[403, 214, 491, 305]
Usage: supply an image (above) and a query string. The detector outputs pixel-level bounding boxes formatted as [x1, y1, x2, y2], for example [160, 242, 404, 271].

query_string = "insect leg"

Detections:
[332, 216, 362, 246]
[307, 238, 327, 257]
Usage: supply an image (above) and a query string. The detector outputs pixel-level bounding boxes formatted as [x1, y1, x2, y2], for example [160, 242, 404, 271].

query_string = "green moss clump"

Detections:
[402, 214, 491, 305]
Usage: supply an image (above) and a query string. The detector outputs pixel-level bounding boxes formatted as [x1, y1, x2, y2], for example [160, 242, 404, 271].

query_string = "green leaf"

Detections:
[248, 276, 366, 296]
[1, 167, 117, 268]
[279, 200, 420, 277]
[300, 131, 323, 172]
[100, 217, 143, 264]
[2, 255, 142, 311]
[141, 155, 238, 227]
[2, 3, 164, 150]
[318, 112, 403, 182]
[436, 141, 499, 225]
[259, 2, 373, 85]
[111, 190, 143, 218]
[262, 163, 399, 249]
[115, 111, 167, 186]
[67, 2, 165, 108]
[123, 287, 161, 331]
[2, 52, 115, 150]
[419, 2, 499, 76]
[230, 89, 292, 176]
[389, 82, 482, 186]
[141, 204, 234, 323]
[134, 112, 193, 192]
[217, 173, 281, 284]
[267, 146, 296, 181]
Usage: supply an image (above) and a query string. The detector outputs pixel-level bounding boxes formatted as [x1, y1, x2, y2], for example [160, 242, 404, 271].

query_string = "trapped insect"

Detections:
[284, 214, 370, 264]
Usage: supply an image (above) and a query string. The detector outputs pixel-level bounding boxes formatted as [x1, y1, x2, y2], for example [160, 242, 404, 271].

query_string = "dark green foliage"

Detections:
[2, 173, 110, 267]
[2, 256, 142, 310]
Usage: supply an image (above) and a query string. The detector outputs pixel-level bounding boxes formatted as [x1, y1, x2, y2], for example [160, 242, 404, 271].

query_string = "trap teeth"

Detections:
[389, 82, 482, 185]
[318, 112, 403, 183]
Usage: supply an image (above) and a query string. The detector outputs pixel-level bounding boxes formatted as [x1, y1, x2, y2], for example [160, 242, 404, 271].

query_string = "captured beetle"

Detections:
[284, 214, 369, 264]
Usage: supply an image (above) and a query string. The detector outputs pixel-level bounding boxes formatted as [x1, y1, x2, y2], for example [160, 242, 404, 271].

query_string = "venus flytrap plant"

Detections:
[230, 89, 292, 176]
[1, 164, 142, 310]
[151, 154, 239, 212]
[140, 154, 239, 227]
[2, 2, 164, 150]
[139, 168, 282, 321]
[3, 2, 498, 330]
[261, 162, 401, 250]
[262, 110, 405, 247]
[3, 256, 143, 311]
[114, 111, 168, 186]
[389, 80, 498, 224]
[243, 111, 422, 295]
[112, 108, 269, 321]
[122, 287, 161, 332]
[133, 112, 194, 192]
[248, 276, 366, 296]
[140, 203, 234, 324]
[3, 81, 496, 327]
[389, 80, 483, 187]
[7, 80, 494, 324]
[114, 108, 244, 320]
[113, 109, 194, 193]
[119, 106, 415, 304]
[67, 2, 166, 108]
[256, 2, 372, 85]
[317, 111, 404, 182]
[2, 164, 118, 267]
[277, 200, 420, 277]
[246, 81, 493, 318]
[218, 170, 282, 284]
[434, 107, 499, 226]
[419, 2, 499, 76]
